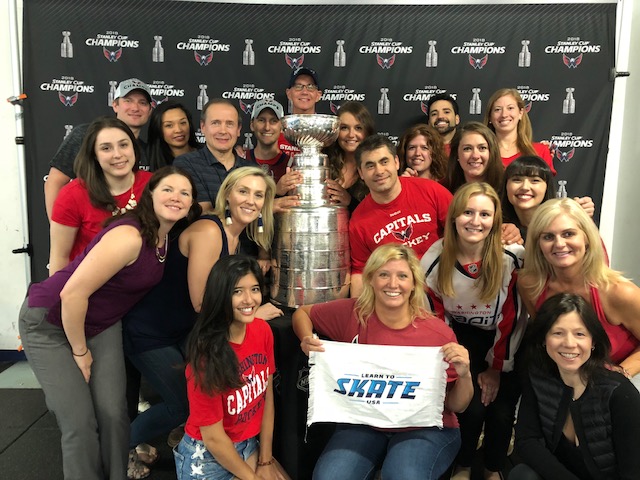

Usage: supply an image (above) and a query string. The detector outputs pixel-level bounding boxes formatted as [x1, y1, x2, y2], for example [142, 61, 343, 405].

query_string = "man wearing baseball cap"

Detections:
[247, 99, 289, 181]
[44, 78, 153, 219]
[248, 98, 303, 197]
[278, 66, 323, 157]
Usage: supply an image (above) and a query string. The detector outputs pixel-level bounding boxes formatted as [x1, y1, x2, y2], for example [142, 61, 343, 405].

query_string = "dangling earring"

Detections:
[257, 212, 264, 233]
[225, 203, 233, 226]
[591, 346, 595, 351]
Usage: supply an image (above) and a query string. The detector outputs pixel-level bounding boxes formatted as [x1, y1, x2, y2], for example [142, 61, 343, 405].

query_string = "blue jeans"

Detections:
[313, 424, 461, 480]
[173, 433, 258, 480]
[127, 342, 189, 447]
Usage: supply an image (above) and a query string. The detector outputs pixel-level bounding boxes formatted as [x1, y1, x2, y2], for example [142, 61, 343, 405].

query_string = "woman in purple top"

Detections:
[19, 166, 200, 480]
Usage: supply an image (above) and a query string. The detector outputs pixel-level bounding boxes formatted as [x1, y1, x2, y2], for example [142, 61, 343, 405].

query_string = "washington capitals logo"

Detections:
[242, 366, 256, 384]
[58, 92, 79, 107]
[555, 147, 576, 163]
[103, 47, 123, 62]
[151, 96, 168, 109]
[469, 54, 488, 69]
[239, 100, 253, 116]
[285, 54, 304, 69]
[525, 102, 532, 113]
[420, 101, 429, 116]
[392, 224, 413, 242]
[376, 54, 396, 69]
[194, 51, 213, 66]
[330, 101, 340, 114]
[562, 53, 583, 68]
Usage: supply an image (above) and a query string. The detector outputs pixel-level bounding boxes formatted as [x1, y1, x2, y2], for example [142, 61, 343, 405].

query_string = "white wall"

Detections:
[604, 0, 640, 281]
[0, 0, 638, 350]
[0, 0, 28, 350]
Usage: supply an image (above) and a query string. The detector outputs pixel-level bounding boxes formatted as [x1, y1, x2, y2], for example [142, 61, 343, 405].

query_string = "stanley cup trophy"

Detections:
[272, 114, 350, 307]
[61, 31, 73, 58]
[518, 40, 531, 67]
[152, 36, 164, 63]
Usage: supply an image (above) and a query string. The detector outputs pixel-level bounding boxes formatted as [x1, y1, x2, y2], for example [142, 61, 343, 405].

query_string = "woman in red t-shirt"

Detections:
[49, 116, 151, 275]
[175, 255, 289, 480]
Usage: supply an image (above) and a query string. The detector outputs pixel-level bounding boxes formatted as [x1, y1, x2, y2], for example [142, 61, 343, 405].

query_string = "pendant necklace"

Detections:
[155, 234, 169, 263]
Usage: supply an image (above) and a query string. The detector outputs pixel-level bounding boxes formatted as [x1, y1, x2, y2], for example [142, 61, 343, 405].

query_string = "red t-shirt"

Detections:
[277, 132, 300, 157]
[501, 142, 556, 175]
[349, 176, 452, 274]
[311, 297, 460, 428]
[246, 149, 290, 184]
[51, 170, 152, 262]
[184, 318, 275, 442]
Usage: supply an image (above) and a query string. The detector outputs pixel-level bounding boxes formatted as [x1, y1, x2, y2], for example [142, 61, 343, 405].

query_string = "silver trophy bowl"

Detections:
[281, 114, 340, 150]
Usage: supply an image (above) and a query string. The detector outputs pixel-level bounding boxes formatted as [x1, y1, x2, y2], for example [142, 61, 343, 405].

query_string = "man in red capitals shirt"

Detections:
[349, 134, 452, 297]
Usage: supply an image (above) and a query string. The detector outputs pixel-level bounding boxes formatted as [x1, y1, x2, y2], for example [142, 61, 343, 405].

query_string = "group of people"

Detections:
[21, 65, 640, 480]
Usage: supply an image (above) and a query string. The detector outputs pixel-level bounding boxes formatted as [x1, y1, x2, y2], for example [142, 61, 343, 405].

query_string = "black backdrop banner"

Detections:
[23, 0, 616, 281]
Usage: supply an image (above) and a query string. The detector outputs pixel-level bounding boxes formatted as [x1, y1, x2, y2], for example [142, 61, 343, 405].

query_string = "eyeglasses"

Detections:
[291, 83, 318, 92]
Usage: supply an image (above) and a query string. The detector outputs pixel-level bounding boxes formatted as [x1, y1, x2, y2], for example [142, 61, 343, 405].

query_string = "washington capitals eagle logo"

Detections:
[58, 92, 79, 107]
[525, 102, 532, 113]
[151, 97, 168, 109]
[562, 53, 583, 69]
[329, 101, 340, 115]
[420, 101, 429, 116]
[392, 224, 414, 242]
[194, 51, 213, 66]
[555, 147, 576, 163]
[239, 100, 253, 116]
[469, 54, 488, 69]
[285, 54, 304, 69]
[376, 54, 396, 69]
[103, 47, 123, 62]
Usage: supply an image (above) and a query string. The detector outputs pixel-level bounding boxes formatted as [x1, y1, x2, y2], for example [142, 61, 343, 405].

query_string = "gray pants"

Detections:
[19, 298, 129, 480]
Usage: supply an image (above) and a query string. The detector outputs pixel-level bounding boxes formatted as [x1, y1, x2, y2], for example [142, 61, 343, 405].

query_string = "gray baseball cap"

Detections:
[251, 98, 285, 120]
[114, 78, 152, 102]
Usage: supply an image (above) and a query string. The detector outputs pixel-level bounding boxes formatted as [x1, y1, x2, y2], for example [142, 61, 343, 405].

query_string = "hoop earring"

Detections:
[225, 203, 233, 226]
[257, 212, 264, 233]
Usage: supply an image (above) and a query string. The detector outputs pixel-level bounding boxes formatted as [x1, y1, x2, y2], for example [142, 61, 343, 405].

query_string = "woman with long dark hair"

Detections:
[147, 101, 200, 170]
[510, 293, 640, 479]
[445, 122, 504, 195]
[174, 255, 289, 480]
[49, 116, 152, 274]
[323, 101, 375, 211]
[19, 166, 199, 480]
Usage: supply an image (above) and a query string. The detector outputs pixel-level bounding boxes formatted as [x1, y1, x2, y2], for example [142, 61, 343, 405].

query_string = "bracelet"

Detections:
[72, 347, 89, 357]
[257, 457, 274, 467]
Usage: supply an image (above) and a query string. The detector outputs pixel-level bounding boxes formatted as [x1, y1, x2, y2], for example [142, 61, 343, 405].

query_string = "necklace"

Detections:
[112, 178, 137, 216]
[155, 234, 169, 263]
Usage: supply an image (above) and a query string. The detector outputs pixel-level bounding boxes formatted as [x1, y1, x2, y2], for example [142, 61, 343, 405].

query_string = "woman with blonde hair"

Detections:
[422, 182, 527, 480]
[446, 122, 504, 195]
[484, 88, 556, 174]
[398, 124, 448, 182]
[519, 198, 640, 379]
[293, 244, 473, 480]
